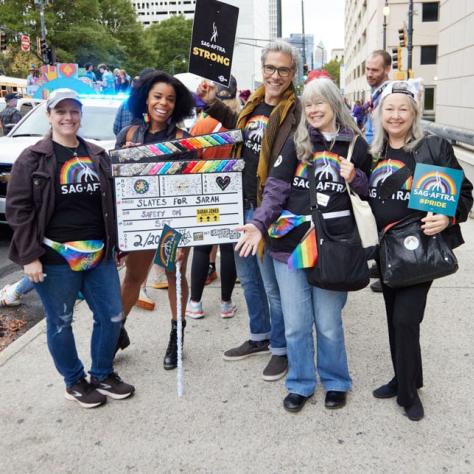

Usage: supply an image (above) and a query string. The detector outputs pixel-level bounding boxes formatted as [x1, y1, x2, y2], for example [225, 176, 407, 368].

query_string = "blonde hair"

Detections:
[223, 97, 241, 114]
[294, 78, 361, 161]
[370, 94, 424, 158]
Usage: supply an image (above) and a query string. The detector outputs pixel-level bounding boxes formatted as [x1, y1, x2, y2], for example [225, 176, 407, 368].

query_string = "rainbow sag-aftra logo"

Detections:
[408, 164, 464, 216]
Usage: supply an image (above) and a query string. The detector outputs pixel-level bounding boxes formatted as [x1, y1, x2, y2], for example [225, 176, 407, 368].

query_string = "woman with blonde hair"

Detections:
[368, 81, 472, 421]
[236, 77, 371, 412]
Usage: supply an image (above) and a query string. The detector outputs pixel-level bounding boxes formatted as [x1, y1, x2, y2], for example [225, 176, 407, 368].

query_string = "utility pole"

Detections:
[407, 0, 414, 77]
[34, 0, 48, 64]
[301, 0, 306, 67]
[276, 0, 282, 38]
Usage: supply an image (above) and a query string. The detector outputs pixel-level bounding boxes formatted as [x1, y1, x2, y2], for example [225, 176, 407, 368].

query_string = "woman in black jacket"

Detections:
[369, 81, 473, 421]
[6, 89, 135, 409]
[115, 71, 195, 370]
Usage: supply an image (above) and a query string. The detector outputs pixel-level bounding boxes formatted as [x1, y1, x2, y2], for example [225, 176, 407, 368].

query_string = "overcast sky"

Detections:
[281, 0, 345, 54]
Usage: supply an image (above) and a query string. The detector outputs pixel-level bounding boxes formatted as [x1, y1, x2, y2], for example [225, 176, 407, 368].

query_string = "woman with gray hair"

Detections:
[196, 40, 302, 381]
[235, 77, 372, 413]
[368, 81, 472, 421]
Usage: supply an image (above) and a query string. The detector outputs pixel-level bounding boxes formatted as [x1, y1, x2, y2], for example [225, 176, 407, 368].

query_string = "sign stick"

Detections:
[176, 261, 184, 397]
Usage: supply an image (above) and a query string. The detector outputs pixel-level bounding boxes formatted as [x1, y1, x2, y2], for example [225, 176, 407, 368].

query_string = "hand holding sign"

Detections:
[421, 212, 450, 236]
[196, 80, 218, 105]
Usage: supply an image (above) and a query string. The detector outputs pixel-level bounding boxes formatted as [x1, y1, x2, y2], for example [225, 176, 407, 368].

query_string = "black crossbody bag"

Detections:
[305, 163, 370, 291]
[379, 212, 458, 288]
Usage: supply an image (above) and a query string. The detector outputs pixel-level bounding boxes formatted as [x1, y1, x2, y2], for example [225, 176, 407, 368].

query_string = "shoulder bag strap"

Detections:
[344, 135, 358, 195]
[308, 161, 318, 211]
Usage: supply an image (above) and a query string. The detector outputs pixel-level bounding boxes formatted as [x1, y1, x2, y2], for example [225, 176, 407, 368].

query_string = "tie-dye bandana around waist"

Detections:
[43, 238, 104, 271]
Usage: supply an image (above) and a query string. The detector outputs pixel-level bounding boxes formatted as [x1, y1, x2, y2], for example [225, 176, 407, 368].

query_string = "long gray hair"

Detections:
[294, 78, 361, 161]
[370, 94, 424, 157]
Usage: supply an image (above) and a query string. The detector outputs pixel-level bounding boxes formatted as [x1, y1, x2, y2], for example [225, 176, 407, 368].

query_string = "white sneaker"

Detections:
[220, 301, 237, 319]
[185, 300, 205, 319]
[0, 284, 21, 307]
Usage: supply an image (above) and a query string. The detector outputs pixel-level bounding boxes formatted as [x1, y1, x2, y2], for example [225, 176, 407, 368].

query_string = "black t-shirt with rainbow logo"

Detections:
[241, 102, 274, 205]
[368, 145, 418, 230]
[42, 141, 105, 264]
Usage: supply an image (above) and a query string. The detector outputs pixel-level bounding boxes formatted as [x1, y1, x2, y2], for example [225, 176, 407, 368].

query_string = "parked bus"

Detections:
[0, 75, 27, 98]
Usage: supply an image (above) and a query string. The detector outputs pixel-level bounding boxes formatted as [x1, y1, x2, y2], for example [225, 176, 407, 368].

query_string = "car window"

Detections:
[11, 103, 118, 140]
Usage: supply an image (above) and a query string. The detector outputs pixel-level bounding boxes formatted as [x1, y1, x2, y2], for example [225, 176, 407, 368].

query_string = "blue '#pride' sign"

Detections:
[408, 164, 464, 216]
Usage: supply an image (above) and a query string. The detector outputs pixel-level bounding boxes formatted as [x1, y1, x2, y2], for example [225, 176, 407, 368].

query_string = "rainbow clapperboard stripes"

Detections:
[112, 129, 245, 252]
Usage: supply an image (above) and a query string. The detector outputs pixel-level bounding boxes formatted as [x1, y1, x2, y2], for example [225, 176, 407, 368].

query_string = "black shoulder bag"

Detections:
[379, 212, 458, 288]
[305, 163, 370, 291]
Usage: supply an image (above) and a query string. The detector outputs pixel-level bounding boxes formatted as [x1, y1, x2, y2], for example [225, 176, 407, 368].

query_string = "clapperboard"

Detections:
[110, 130, 245, 251]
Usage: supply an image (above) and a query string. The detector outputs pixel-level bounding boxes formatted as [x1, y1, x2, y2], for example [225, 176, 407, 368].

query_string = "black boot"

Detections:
[114, 324, 130, 355]
[163, 319, 186, 370]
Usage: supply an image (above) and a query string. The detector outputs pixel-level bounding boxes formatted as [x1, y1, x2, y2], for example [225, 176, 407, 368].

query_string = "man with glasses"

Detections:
[197, 40, 301, 382]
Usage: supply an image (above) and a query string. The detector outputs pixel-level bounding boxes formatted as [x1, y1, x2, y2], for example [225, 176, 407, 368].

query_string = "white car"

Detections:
[0, 97, 123, 221]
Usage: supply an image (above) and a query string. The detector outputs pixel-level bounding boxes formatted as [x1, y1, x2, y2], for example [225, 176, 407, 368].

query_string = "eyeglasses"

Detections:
[262, 64, 293, 78]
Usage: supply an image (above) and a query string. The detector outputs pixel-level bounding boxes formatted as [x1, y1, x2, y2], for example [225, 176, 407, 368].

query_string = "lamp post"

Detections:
[383, 1, 390, 51]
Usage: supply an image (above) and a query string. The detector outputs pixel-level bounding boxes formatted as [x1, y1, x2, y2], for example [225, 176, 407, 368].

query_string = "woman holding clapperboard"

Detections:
[235, 77, 372, 413]
[368, 81, 472, 421]
[115, 71, 196, 370]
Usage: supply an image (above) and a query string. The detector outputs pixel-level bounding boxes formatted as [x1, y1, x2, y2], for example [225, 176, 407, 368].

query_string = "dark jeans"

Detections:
[381, 280, 432, 407]
[190, 244, 236, 302]
[35, 259, 123, 387]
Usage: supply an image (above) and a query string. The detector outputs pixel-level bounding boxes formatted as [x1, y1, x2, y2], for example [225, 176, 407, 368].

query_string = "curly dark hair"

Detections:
[129, 71, 194, 124]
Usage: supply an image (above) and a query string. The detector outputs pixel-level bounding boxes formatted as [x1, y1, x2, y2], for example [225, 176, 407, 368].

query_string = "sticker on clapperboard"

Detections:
[197, 208, 220, 223]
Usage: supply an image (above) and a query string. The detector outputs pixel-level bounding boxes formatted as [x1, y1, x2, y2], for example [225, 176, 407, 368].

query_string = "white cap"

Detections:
[380, 80, 419, 103]
[46, 88, 82, 109]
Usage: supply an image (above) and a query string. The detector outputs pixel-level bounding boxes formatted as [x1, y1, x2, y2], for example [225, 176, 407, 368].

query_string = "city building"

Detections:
[286, 33, 314, 83]
[131, 0, 196, 26]
[436, 1, 474, 133]
[344, 0, 439, 119]
[331, 48, 344, 62]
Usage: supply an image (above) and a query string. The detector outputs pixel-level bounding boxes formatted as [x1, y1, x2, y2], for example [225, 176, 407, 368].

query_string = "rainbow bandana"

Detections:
[43, 238, 104, 271]
[268, 210, 312, 238]
[267, 210, 317, 269]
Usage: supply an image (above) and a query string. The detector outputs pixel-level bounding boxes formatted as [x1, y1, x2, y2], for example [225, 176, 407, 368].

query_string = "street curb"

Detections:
[0, 317, 46, 367]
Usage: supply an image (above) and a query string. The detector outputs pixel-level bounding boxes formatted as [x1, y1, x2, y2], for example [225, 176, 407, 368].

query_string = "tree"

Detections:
[0, 0, 151, 77]
[323, 58, 342, 87]
[145, 15, 193, 74]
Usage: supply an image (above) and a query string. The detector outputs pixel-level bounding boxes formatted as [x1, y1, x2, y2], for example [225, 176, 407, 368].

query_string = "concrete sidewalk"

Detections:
[1, 221, 474, 473]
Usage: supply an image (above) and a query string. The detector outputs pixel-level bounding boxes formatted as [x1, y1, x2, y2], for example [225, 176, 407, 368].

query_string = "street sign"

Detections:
[20, 35, 30, 52]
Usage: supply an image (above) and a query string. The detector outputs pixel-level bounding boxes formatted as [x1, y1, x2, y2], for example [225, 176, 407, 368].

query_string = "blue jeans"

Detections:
[273, 259, 352, 396]
[16, 276, 35, 296]
[34, 259, 123, 387]
[233, 207, 286, 355]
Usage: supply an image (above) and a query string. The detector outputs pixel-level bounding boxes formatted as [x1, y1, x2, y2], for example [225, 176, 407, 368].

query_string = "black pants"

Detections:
[190, 244, 236, 302]
[381, 280, 432, 407]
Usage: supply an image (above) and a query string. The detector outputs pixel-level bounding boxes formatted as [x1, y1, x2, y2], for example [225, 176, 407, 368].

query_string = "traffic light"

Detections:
[40, 38, 48, 62]
[303, 63, 309, 82]
[392, 47, 402, 71]
[398, 28, 407, 48]
[46, 47, 55, 65]
[0, 31, 6, 51]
